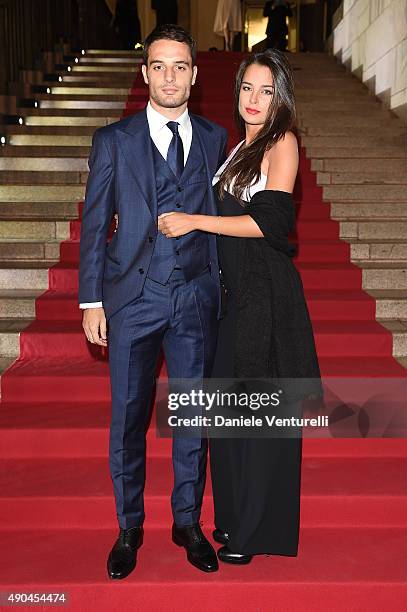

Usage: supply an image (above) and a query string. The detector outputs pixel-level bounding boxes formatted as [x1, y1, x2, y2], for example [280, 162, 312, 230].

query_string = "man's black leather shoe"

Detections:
[172, 523, 219, 572]
[213, 528, 230, 545]
[107, 526, 143, 579]
[217, 545, 253, 565]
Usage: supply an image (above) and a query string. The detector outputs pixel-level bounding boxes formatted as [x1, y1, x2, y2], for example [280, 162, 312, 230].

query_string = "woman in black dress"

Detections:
[158, 50, 321, 564]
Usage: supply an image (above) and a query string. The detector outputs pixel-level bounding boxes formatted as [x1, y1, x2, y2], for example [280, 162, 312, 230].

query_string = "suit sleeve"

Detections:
[78, 129, 115, 304]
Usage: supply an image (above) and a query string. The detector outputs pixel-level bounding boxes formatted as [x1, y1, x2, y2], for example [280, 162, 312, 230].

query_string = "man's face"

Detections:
[142, 39, 197, 113]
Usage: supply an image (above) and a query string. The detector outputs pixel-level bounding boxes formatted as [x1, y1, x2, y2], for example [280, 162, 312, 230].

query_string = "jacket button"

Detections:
[177, 186, 183, 192]
[176, 203, 182, 208]
[175, 249, 180, 255]
[138, 268, 144, 274]
[148, 236, 153, 243]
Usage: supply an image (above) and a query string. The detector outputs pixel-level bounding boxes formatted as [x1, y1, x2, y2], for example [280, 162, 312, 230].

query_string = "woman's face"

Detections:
[238, 63, 274, 127]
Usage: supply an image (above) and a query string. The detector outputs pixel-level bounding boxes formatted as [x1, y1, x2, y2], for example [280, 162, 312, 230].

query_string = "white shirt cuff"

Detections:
[79, 302, 103, 309]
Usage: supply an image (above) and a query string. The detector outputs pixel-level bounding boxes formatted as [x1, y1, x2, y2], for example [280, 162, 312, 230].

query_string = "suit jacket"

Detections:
[78, 109, 228, 321]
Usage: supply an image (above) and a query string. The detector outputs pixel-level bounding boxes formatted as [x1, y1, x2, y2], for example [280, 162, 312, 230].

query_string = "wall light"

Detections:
[3, 115, 25, 125]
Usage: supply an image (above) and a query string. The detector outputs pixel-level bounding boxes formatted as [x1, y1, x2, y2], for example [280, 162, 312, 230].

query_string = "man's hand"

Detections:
[82, 307, 108, 346]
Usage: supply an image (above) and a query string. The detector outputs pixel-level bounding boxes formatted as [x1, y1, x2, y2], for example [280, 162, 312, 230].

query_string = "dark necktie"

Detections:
[166, 121, 184, 180]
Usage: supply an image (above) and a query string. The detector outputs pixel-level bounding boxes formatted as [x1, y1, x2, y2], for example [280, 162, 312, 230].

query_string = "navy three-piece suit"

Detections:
[79, 108, 228, 528]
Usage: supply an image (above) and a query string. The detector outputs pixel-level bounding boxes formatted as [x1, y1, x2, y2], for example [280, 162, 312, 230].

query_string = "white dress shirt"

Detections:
[80, 101, 192, 309]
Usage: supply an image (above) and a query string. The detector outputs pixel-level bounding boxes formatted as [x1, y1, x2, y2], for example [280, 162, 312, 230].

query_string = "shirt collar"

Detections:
[146, 101, 190, 136]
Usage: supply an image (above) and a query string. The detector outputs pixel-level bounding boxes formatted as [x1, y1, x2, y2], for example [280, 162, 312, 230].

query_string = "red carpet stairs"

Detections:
[0, 50, 407, 611]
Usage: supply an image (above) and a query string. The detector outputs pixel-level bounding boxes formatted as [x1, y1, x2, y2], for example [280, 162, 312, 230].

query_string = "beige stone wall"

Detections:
[190, 0, 224, 51]
[136, 1, 221, 50]
[332, 0, 407, 122]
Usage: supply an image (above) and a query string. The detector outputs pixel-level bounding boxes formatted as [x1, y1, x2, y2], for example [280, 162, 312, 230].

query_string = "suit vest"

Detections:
[147, 130, 211, 284]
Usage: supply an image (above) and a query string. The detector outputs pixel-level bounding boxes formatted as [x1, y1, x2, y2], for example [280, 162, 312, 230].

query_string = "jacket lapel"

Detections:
[117, 109, 157, 220]
[190, 114, 218, 214]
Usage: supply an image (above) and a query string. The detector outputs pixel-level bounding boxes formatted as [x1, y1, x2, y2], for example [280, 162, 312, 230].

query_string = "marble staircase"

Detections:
[0, 50, 406, 375]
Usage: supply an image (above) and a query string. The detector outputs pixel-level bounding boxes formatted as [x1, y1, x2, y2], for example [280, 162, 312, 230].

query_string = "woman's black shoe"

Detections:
[212, 528, 230, 545]
[217, 545, 253, 565]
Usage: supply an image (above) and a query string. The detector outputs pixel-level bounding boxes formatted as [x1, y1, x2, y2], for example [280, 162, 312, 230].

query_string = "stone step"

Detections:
[3, 125, 97, 135]
[0, 241, 60, 261]
[0, 220, 70, 240]
[301, 114, 403, 126]
[59, 75, 134, 84]
[84, 49, 141, 56]
[77, 57, 139, 64]
[0, 170, 88, 185]
[37, 100, 125, 109]
[317, 172, 407, 185]
[367, 289, 407, 319]
[35, 93, 129, 102]
[4, 125, 100, 136]
[302, 134, 407, 148]
[340, 221, 407, 240]
[0, 319, 32, 357]
[295, 90, 369, 99]
[0, 356, 17, 377]
[295, 74, 364, 81]
[377, 319, 407, 357]
[303, 125, 406, 137]
[307, 147, 407, 158]
[17, 108, 123, 117]
[22, 116, 118, 126]
[298, 109, 392, 120]
[361, 263, 407, 290]
[0, 186, 85, 202]
[0, 289, 43, 318]
[0, 145, 90, 157]
[70, 65, 137, 73]
[323, 185, 407, 201]
[331, 201, 407, 218]
[0, 158, 88, 171]
[350, 242, 407, 262]
[297, 100, 385, 110]
[311, 158, 407, 173]
[294, 78, 368, 86]
[0, 201, 78, 219]
[5, 134, 92, 146]
[44, 86, 131, 96]
[0, 264, 50, 289]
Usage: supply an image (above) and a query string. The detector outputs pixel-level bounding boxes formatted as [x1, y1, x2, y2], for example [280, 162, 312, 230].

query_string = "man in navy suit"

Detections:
[78, 24, 228, 578]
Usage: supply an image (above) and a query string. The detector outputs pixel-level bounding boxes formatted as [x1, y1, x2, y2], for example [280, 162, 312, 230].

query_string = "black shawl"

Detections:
[233, 189, 323, 400]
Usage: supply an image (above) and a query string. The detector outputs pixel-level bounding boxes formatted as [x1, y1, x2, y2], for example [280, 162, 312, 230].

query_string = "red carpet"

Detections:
[1, 52, 406, 610]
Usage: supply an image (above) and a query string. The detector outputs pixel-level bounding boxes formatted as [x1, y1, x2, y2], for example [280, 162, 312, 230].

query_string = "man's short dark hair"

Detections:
[143, 24, 197, 66]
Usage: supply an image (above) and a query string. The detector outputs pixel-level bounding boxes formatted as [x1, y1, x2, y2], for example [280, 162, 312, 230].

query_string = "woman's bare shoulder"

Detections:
[268, 130, 298, 159]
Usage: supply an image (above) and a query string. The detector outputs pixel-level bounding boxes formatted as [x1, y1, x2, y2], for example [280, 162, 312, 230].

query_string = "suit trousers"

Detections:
[107, 267, 218, 529]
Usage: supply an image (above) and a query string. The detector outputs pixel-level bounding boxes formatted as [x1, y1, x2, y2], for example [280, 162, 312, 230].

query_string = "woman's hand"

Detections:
[158, 212, 198, 238]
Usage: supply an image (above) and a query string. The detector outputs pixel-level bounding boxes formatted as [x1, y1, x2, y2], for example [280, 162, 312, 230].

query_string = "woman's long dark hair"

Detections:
[218, 49, 298, 202]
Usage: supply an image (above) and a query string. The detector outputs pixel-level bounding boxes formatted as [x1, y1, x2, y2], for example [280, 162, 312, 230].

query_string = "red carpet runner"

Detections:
[1, 52, 406, 610]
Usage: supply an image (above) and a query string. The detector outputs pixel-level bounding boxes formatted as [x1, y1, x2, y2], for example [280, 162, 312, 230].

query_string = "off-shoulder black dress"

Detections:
[209, 186, 321, 556]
